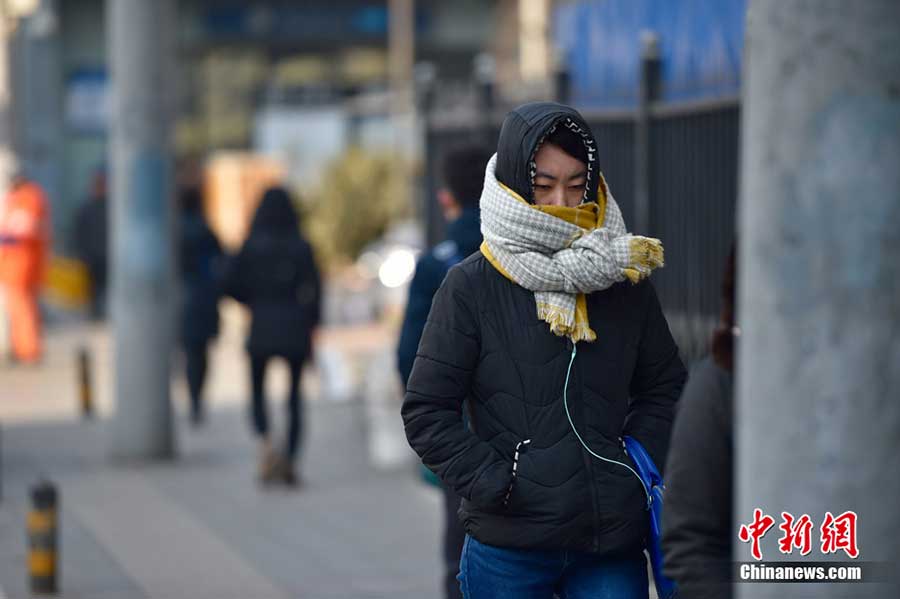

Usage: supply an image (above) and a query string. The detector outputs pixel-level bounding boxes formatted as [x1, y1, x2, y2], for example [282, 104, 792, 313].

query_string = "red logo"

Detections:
[820, 511, 859, 559]
[739, 510, 860, 560]
[739, 508, 775, 560]
[777, 512, 814, 556]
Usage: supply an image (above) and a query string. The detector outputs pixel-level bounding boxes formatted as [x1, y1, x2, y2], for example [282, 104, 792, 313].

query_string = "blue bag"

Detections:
[623, 436, 678, 599]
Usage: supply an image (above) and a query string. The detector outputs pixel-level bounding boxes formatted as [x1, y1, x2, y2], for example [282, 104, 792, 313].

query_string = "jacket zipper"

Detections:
[568, 338, 601, 552]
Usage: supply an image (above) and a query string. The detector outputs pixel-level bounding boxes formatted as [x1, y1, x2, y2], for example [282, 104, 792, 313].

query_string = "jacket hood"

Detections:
[494, 102, 600, 204]
[248, 187, 302, 241]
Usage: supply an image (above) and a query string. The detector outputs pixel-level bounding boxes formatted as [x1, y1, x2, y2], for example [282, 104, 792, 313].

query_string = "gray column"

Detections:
[738, 2, 900, 597]
[0, 4, 15, 192]
[17, 0, 63, 246]
[388, 0, 414, 144]
[107, 0, 176, 460]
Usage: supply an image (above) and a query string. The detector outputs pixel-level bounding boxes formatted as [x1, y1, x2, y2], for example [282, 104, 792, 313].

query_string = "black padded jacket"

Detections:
[402, 254, 686, 554]
[402, 102, 686, 555]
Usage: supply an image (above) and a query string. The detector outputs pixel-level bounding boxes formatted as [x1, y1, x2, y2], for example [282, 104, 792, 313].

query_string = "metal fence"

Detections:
[422, 97, 739, 364]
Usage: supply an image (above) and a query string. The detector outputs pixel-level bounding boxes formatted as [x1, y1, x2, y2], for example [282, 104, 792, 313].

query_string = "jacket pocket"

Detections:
[468, 458, 514, 513]
[501, 439, 531, 509]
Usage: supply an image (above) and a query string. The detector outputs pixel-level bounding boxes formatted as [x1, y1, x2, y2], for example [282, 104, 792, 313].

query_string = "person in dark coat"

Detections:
[73, 167, 108, 320]
[224, 187, 321, 486]
[397, 143, 493, 599]
[178, 185, 223, 427]
[401, 102, 687, 598]
[662, 246, 736, 599]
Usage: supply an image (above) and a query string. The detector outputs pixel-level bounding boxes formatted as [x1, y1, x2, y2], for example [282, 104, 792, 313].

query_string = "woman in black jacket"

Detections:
[178, 186, 223, 426]
[225, 187, 321, 486]
[402, 102, 686, 598]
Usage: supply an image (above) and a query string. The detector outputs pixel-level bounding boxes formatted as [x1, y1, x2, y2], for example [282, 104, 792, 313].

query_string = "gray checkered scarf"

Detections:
[479, 153, 664, 342]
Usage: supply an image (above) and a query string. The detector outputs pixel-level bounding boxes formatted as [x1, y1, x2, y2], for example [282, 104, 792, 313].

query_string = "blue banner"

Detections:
[554, 0, 746, 108]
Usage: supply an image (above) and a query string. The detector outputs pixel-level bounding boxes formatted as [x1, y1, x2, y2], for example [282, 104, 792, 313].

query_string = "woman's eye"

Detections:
[569, 184, 585, 191]
[534, 184, 551, 190]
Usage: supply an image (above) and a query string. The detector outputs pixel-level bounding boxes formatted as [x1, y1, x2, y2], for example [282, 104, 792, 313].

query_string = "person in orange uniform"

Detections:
[0, 173, 50, 364]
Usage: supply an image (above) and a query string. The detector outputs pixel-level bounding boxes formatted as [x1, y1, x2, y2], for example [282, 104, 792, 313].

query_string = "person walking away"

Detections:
[73, 167, 109, 320]
[402, 102, 687, 598]
[178, 185, 223, 427]
[0, 172, 50, 364]
[397, 143, 493, 599]
[224, 187, 321, 486]
[662, 245, 736, 599]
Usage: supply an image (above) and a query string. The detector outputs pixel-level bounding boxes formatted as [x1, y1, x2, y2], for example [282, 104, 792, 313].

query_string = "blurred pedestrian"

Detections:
[74, 167, 109, 320]
[397, 143, 493, 599]
[662, 245, 736, 599]
[224, 187, 321, 487]
[178, 185, 223, 427]
[402, 102, 686, 598]
[0, 170, 50, 364]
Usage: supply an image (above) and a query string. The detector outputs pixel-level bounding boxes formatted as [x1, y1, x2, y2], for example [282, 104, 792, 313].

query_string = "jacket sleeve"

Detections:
[222, 249, 249, 305]
[396, 255, 443, 388]
[299, 242, 322, 329]
[661, 359, 733, 598]
[401, 265, 512, 510]
[624, 282, 687, 471]
[209, 230, 225, 298]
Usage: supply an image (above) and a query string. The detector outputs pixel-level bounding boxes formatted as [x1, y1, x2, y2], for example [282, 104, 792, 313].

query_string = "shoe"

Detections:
[281, 462, 302, 488]
[189, 409, 205, 429]
[257, 441, 281, 485]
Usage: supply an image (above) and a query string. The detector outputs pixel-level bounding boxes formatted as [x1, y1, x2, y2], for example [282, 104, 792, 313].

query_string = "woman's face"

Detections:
[532, 143, 587, 207]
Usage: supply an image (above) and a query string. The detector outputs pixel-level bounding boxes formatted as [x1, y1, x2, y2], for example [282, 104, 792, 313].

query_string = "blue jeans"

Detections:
[458, 535, 648, 599]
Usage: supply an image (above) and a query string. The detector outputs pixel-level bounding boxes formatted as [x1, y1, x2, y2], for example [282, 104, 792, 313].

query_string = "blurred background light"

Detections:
[377, 247, 416, 288]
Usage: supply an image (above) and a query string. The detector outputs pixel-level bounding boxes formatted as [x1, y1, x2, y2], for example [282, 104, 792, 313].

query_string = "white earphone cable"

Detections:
[562, 342, 651, 508]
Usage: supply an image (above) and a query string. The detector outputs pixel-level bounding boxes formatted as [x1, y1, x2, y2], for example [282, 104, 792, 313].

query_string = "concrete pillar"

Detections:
[737, 1, 900, 597]
[0, 4, 16, 195]
[107, 0, 176, 460]
[388, 0, 414, 148]
[17, 0, 63, 246]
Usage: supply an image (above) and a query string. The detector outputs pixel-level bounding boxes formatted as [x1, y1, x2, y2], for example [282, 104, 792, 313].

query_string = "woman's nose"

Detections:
[548, 186, 566, 206]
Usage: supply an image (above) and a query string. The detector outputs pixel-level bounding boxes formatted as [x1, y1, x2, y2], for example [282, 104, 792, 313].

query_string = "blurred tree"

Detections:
[302, 147, 411, 268]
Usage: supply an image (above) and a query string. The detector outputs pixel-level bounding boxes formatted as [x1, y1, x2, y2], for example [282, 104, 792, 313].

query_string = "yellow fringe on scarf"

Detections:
[536, 296, 597, 343]
[623, 237, 665, 283]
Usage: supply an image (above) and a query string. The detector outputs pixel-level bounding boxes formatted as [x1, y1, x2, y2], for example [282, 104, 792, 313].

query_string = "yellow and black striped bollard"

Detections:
[28, 480, 58, 594]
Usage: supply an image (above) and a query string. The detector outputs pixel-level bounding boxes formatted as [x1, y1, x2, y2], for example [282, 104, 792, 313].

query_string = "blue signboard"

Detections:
[65, 68, 109, 134]
[554, 0, 746, 108]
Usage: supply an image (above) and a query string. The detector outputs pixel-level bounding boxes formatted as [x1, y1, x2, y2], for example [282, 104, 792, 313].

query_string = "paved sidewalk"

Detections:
[0, 403, 443, 599]
[0, 315, 445, 599]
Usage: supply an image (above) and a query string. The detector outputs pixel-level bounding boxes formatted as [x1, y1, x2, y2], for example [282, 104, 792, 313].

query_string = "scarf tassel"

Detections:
[624, 237, 665, 283]
[536, 301, 598, 343]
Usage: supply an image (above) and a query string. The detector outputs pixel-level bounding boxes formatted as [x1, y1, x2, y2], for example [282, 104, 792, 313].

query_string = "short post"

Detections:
[473, 52, 496, 137]
[28, 480, 58, 594]
[553, 48, 571, 105]
[77, 346, 93, 418]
